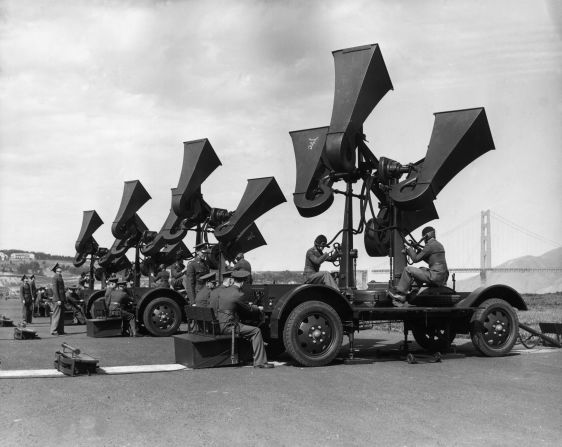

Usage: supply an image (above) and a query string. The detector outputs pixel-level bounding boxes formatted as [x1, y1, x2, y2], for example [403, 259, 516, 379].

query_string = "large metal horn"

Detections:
[152, 241, 191, 267]
[172, 138, 221, 222]
[364, 205, 438, 257]
[390, 107, 495, 210]
[290, 126, 334, 217]
[100, 215, 148, 267]
[214, 177, 286, 242]
[73, 210, 104, 267]
[112, 180, 151, 239]
[222, 222, 267, 261]
[326, 44, 393, 172]
[141, 207, 187, 256]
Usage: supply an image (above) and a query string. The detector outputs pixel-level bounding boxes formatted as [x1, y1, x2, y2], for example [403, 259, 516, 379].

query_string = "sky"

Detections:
[0, 0, 561, 277]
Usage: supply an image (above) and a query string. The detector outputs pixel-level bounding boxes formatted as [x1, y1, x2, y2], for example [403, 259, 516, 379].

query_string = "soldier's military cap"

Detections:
[117, 281, 128, 286]
[21, 275, 28, 281]
[30, 274, 35, 280]
[221, 270, 233, 278]
[107, 277, 118, 284]
[200, 271, 217, 281]
[51, 263, 61, 272]
[231, 270, 250, 280]
[194, 242, 212, 252]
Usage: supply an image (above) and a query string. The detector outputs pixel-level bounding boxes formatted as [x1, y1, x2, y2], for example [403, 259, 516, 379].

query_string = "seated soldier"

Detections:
[106, 281, 141, 337]
[388, 226, 449, 307]
[210, 270, 274, 369]
[152, 264, 171, 288]
[194, 271, 218, 308]
[303, 235, 340, 290]
[170, 253, 186, 290]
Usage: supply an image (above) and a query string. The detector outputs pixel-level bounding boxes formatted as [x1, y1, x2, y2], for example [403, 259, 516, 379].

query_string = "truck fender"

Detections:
[457, 284, 527, 311]
[136, 288, 187, 321]
[269, 284, 353, 340]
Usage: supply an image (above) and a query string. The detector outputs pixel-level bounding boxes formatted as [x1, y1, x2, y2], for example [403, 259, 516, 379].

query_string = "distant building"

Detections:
[10, 252, 35, 262]
[0, 252, 7, 261]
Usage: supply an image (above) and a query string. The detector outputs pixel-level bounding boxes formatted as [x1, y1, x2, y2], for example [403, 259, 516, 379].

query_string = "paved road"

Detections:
[1, 299, 561, 446]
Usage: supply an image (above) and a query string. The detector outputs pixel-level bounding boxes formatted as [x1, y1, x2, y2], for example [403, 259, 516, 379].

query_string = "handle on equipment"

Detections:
[61, 342, 81, 355]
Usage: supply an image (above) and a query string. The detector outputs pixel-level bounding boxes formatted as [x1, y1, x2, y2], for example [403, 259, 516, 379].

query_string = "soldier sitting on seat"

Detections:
[194, 271, 218, 308]
[106, 280, 140, 337]
[303, 235, 340, 290]
[388, 226, 449, 307]
[152, 264, 170, 288]
[210, 270, 274, 369]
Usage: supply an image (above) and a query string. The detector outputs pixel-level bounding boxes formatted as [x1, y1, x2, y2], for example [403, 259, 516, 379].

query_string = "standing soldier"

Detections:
[182, 243, 210, 305]
[50, 263, 66, 336]
[170, 253, 186, 290]
[19, 275, 34, 324]
[232, 252, 253, 284]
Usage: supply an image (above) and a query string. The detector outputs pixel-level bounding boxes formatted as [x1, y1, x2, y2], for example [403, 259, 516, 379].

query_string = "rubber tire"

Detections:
[142, 297, 182, 337]
[470, 298, 519, 357]
[283, 300, 343, 367]
[411, 321, 456, 352]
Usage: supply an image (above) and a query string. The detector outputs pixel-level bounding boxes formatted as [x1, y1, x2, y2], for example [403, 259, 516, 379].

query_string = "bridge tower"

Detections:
[480, 209, 492, 283]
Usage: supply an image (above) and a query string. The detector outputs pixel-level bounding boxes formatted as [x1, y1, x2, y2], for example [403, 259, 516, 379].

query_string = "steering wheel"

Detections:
[330, 242, 342, 267]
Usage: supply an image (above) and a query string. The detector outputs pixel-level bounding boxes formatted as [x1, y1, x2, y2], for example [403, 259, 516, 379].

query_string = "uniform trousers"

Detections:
[224, 323, 267, 366]
[50, 302, 65, 334]
[396, 266, 448, 294]
[22, 302, 33, 323]
[304, 271, 339, 290]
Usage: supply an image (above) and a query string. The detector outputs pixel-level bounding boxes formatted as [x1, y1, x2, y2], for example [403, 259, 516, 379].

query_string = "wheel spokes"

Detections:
[296, 313, 333, 356]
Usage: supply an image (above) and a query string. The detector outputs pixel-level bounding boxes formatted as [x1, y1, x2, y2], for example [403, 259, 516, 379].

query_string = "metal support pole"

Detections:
[339, 181, 355, 290]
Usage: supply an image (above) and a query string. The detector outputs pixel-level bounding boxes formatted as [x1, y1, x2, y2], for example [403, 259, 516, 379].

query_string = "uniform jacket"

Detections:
[304, 246, 337, 278]
[171, 261, 185, 280]
[20, 283, 33, 304]
[194, 286, 212, 308]
[184, 257, 210, 302]
[233, 258, 252, 284]
[406, 238, 449, 282]
[52, 274, 66, 303]
[209, 285, 259, 332]
[154, 270, 170, 288]
[106, 289, 133, 312]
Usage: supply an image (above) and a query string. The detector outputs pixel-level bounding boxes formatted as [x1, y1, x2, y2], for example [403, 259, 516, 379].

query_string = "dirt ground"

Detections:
[1, 298, 561, 447]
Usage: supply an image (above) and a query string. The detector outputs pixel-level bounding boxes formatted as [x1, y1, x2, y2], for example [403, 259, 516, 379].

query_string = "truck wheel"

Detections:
[470, 298, 519, 357]
[283, 300, 343, 367]
[142, 297, 182, 337]
[411, 321, 456, 352]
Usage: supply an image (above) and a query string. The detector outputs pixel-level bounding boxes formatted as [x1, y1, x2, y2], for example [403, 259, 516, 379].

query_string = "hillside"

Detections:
[457, 246, 562, 294]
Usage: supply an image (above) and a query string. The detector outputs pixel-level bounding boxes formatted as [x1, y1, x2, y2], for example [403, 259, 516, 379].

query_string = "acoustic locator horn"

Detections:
[73, 210, 104, 267]
[326, 44, 393, 172]
[290, 126, 334, 217]
[390, 107, 495, 211]
[111, 180, 151, 239]
[214, 177, 286, 242]
[172, 138, 221, 222]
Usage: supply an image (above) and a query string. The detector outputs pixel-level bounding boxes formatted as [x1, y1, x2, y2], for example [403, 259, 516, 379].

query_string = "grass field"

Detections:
[518, 292, 562, 328]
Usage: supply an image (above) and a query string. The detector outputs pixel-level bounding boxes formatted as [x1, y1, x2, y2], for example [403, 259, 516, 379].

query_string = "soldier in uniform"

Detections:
[170, 253, 186, 290]
[182, 243, 210, 304]
[106, 280, 139, 337]
[50, 263, 66, 335]
[303, 235, 339, 290]
[194, 271, 218, 308]
[388, 226, 449, 306]
[232, 252, 252, 284]
[19, 275, 34, 324]
[210, 270, 274, 369]
[152, 264, 170, 288]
